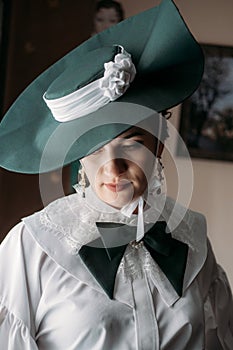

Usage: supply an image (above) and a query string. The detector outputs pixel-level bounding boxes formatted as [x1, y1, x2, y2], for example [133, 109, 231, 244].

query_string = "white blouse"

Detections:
[0, 191, 232, 349]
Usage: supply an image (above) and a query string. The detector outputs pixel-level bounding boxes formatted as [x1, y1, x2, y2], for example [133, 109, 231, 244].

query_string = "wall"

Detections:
[0, 0, 94, 241]
[123, 0, 233, 287]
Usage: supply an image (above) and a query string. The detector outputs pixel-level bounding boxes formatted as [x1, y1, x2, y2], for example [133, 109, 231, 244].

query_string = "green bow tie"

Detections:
[79, 221, 188, 299]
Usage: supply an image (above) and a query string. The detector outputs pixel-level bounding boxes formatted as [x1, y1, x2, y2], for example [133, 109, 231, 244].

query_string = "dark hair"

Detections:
[161, 110, 172, 120]
[95, 0, 124, 22]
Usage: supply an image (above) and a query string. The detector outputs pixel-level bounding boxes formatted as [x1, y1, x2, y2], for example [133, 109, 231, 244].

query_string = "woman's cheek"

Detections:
[136, 156, 155, 180]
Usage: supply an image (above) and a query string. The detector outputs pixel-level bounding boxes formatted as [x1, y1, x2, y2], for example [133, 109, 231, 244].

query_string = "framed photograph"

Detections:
[178, 44, 233, 162]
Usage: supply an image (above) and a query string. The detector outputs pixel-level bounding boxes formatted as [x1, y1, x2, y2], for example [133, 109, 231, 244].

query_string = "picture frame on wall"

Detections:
[177, 44, 233, 162]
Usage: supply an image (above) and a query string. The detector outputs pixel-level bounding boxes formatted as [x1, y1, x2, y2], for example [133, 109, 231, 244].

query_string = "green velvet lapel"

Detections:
[79, 221, 188, 299]
[143, 222, 189, 296]
[79, 224, 128, 299]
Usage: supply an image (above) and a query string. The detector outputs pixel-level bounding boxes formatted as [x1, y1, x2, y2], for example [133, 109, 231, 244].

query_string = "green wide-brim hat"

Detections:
[0, 0, 204, 174]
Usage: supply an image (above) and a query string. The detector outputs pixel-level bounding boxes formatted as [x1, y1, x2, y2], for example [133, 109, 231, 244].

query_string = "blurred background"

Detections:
[0, 0, 233, 287]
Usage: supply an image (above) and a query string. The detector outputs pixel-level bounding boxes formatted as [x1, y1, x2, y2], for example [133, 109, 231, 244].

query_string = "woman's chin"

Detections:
[99, 187, 136, 209]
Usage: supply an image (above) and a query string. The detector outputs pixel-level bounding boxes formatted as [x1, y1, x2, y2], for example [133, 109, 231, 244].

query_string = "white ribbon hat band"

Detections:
[43, 46, 136, 122]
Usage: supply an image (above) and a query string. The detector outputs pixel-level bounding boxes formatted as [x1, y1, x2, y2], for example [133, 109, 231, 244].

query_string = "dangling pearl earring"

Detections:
[156, 156, 164, 195]
[73, 165, 86, 198]
[147, 157, 164, 196]
[79, 166, 86, 198]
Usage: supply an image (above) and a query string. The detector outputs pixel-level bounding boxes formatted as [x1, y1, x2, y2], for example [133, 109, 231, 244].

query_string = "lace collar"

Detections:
[23, 189, 207, 305]
[37, 188, 202, 255]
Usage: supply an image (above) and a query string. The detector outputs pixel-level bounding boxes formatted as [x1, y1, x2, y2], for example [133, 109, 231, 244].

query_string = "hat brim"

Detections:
[0, 0, 204, 174]
[0, 102, 158, 173]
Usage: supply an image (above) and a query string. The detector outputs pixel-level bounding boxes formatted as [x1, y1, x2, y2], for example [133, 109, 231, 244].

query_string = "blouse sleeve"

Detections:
[0, 222, 43, 349]
[0, 302, 38, 349]
[199, 240, 233, 349]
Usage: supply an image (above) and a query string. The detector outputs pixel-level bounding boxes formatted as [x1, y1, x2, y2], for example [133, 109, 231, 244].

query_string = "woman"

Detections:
[0, 0, 232, 348]
[92, 0, 124, 35]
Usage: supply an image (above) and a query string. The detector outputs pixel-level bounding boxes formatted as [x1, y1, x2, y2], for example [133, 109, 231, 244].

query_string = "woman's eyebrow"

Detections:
[122, 131, 145, 139]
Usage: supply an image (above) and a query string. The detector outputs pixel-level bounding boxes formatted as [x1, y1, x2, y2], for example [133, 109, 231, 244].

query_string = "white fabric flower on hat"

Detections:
[100, 48, 136, 101]
[44, 47, 137, 122]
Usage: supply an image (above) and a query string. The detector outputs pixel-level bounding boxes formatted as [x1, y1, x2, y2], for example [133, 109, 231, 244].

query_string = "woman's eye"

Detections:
[122, 141, 144, 150]
[95, 17, 104, 23]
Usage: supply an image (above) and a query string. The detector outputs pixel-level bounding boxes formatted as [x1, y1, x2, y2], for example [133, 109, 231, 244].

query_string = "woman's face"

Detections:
[93, 8, 120, 33]
[81, 126, 163, 209]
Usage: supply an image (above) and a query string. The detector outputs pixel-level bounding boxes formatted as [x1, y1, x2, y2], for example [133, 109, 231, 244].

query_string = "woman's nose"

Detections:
[103, 158, 127, 177]
[103, 21, 111, 30]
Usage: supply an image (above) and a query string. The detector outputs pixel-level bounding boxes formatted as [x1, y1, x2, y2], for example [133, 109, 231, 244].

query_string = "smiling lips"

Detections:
[105, 180, 132, 192]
